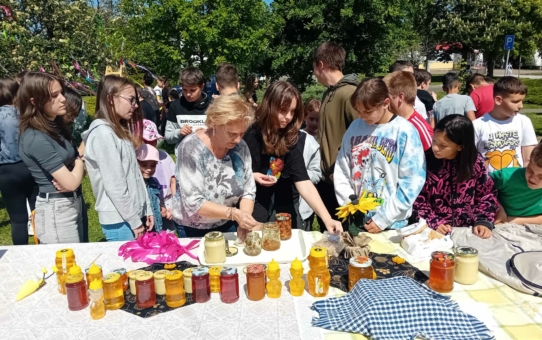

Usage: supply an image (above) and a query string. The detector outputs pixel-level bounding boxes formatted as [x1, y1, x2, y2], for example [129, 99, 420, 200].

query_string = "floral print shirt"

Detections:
[172, 133, 256, 229]
[0, 105, 21, 164]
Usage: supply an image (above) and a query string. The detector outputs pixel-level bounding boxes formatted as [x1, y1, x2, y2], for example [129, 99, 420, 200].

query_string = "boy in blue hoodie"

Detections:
[334, 78, 426, 233]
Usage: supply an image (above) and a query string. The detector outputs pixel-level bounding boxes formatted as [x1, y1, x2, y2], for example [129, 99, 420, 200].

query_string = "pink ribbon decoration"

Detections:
[118, 231, 200, 265]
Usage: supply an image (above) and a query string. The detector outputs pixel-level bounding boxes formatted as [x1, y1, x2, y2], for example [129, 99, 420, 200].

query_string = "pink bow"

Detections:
[118, 231, 199, 265]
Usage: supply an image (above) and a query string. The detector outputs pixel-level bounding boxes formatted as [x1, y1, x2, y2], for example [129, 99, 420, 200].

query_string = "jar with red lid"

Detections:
[219, 267, 239, 304]
[191, 267, 211, 303]
[135, 271, 156, 309]
[246, 264, 266, 301]
[429, 251, 455, 293]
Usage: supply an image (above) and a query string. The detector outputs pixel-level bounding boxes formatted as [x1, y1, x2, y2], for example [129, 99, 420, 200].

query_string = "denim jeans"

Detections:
[101, 221, 135, 242]
[34, 195, 83, 244]
[176, 221, 237, 238]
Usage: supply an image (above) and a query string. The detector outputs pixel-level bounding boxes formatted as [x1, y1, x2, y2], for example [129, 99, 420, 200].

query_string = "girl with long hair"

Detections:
[414, 114, 498, 238]
[243, 74, 259, 107]
[243, 80, 342, 233]
[82, 75, 153, 241]
[18, 72, 85, 244]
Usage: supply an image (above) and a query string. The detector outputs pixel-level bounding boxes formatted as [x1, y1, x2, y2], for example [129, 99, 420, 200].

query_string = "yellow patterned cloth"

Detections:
[304, 231, 542, 340]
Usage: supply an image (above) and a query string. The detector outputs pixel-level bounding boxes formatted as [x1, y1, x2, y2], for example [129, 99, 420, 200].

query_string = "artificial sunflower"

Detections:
[336, 190, 383, 222]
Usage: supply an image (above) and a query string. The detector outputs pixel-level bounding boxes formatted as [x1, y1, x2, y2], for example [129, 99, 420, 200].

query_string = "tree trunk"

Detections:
[487, 57, 495, 78]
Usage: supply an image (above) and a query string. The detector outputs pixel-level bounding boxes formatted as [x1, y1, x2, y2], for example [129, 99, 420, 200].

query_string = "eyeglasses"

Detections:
[116, 95, 138, 106]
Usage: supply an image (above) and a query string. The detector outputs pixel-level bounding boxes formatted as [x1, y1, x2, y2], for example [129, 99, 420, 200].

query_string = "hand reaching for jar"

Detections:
[233, 209, 260, 230]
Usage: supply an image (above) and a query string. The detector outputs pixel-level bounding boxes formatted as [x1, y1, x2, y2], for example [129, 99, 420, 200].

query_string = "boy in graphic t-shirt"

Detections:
[491, 141, 542, 225]
[473, 77, 538, 173]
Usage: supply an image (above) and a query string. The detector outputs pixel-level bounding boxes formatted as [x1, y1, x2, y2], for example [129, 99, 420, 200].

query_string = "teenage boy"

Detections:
[492, 141, 542, 225]
[433, 72, 476, 126]
[389, 61, 428, 121]
[334, 78, 426, 233]
[414, 69, 437, 114]
[473, 76, 537, 173]
[165, 67, 212, 148]
[312, 41, 358, 227]
[383, 71, 434, 151]
[467, 74, 494, 118]
[215, 62, 240, 96]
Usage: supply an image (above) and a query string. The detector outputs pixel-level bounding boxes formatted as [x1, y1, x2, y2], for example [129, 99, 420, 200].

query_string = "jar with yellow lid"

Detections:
[89, 279, 106, 320]
[65, 265, 89, 311]
[136, 271, 156, 309]
[165, 270, 186, 308]
[308, 246, 330, 297]
[183, 268, 194, 294]
[154, 270, 169, 295]
[289, 257, 305, 296]
[112, 268, 128, 291]
[103, 272, 125, 309]
[85, 264, 102, 289]
[204, 231, 226, 264]
[454, 247, 479, 285]
[128, 270, 144, 295]
[209, 266, 221, 293]
[54, 248, 76, 295]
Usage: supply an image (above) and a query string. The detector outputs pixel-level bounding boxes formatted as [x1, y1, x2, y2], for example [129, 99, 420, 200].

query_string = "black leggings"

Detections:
[0, 161, 38, 245]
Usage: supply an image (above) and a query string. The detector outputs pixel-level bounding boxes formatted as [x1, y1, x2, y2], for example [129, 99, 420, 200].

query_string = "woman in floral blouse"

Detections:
[172, 95, 260, 237]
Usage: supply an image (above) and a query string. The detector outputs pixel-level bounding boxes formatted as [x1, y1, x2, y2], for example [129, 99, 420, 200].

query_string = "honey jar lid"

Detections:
[290, 257, 303, 270]
[209, 266, 222, 276]
[349, 256, 373, 268]
[220, 267, 237, 276]
[136, 271, 154, 281]
[68, 265, 82, 275]
[183, 268, 195, 278]
[310, 246, 327, 258]
[86, 263, 101, 275]
[65, 273, 84, 284]
[55, 248, 74, 258]
[104, 272, 121, 283]
[275, 213, 291, 221]
[112, 268, 127, 275]
[128, 270, 143, 280]
[192, 267, 209, 277]
[153, 270, 170, 280]
[165, 270, 183, 280]
[454, 246, 478, 257]
[89, 279, 103, 290]
[431, 251, 455, 262]
[267, 258, 279, 272]
[205, 231, 224, 241]
[246, 264, 264, 274]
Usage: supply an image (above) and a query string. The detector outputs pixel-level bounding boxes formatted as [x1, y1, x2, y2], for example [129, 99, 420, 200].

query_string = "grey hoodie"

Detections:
[82, 119, 151, 230]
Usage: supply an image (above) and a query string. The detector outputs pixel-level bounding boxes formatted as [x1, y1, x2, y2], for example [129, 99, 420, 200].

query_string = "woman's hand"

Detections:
[146, 215, 154, 231]
[473, 225, 492, 239]
[233, 208, 260, 230]
[254, 172, 277, 187]
[133, 225, 146, 238]
[436, 224, 452, 235]
[323, 218, 343, 235]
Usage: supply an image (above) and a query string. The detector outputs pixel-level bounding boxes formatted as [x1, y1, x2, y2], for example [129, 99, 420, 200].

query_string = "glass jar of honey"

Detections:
[454, 247, 479, 285]
[244, 232, 262, 256]
[348, 256, 374, 291]
[220, 267, 239, 304]
[204, 231, 226, 264]
[154, 270, 169, 295]
[429, 251, 455, 293]
[65, 265, 89, 311]
[246, 264, 266, 301]
[54, 248, 76, 295]
[112, 268, 128, 291]
[165, 270, 186, 308]
[192, 267, 211, 303]
[136, 271, 156, 309]
[209, 266, 221, 293]
[103, 272, 125, 310]
[128, 270, 144, 295]
[276, 213, 292, 240]
[183, 268, 194, 294]
[262, 222, 281, 251]
[85, 263, 102, 289]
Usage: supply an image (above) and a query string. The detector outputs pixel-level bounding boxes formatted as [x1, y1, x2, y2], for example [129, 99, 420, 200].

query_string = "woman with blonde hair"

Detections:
[172, 94, 259, 237]
[243, 80, 342, 233]
[82, 75, 154, 241]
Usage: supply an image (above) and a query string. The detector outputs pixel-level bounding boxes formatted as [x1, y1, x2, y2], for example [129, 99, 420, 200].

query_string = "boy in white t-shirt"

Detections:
[473, 76, 538, 173]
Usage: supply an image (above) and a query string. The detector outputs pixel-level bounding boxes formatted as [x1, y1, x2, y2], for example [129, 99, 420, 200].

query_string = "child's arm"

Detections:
[495, 202, 508, 225]
[465, 97, 477, 121]
[413, 181, 440, 230]
[169, 176, 176, 196]
[371, 131, 426, 230]
[305, 141, 322, 185]
[508, 215, 542, 225]
[333, 133, 355, 206]
[521, 115, 538, 167]
[522, 145, 535, 168]
[472, 159, 499, 229]
[466, 111, 476, 121]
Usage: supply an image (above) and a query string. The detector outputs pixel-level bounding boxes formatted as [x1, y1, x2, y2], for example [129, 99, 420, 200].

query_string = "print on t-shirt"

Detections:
[482, 130, 521, 171]
[350, 135, 398, 199]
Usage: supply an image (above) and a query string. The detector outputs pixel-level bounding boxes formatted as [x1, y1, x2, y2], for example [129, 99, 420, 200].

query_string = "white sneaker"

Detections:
[28, 220, 34, 236]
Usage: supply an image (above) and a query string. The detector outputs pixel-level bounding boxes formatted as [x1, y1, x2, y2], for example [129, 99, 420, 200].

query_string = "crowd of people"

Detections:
[0, 41, 541, 246]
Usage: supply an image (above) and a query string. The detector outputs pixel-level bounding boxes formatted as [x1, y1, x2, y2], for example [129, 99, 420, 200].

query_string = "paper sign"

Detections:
[176, 115, 207, 129]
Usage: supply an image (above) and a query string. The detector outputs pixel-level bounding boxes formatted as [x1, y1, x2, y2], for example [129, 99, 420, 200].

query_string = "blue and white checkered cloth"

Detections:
[311, 276, 494, 340]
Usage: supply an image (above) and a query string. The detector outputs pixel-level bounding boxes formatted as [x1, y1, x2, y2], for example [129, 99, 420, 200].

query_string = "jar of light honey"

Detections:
[454, 247, 479, 285]
[103, 272, 125, 310]
[183, 268, 194, 294]
[128, 270, 144, 295]
[165, 270, 186, 308]
[154, 270, 169, 295]
[204, 231, 226, 264]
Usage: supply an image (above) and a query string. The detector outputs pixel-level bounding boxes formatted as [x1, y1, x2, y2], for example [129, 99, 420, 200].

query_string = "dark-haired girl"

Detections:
[243, 80, 342, 233]
[18, 72, 85, 244]
[414, 114, 498, 239]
